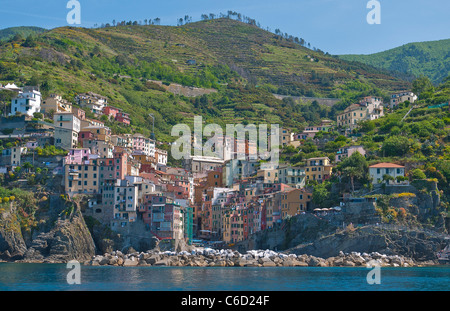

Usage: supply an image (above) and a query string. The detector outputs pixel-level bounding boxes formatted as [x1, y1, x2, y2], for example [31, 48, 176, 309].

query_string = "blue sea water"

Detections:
[0, 263, 449, 291]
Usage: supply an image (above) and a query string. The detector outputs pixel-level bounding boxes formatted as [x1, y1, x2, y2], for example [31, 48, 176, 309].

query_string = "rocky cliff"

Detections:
[286, 225, 449, 262]
[0, 195, 96, 263]
[0, 203, 28, 260]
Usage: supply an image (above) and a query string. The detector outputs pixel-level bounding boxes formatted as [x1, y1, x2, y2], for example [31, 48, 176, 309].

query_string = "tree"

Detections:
[412, 76, 434, 98]
[22, 162, 33, 173]
[337, 151, 369, 193]
[381, 136, 412, 157]
[23, 35, 37, 47]
[33, 112, 43, 120]
[312, 182, 330, 208]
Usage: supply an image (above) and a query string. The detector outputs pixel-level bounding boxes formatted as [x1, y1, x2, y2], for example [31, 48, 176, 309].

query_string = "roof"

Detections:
[307, 157, 330, 161]
[369, 163, 405, 168]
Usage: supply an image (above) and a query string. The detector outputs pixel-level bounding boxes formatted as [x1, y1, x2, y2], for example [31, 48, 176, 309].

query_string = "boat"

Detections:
[437, 244, 450, 264]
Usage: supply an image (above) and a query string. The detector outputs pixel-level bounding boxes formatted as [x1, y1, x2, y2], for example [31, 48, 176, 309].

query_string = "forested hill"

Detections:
[0, 18, 411, 140]
[338, 39, 450, 84]
[0, 26, 47, 41]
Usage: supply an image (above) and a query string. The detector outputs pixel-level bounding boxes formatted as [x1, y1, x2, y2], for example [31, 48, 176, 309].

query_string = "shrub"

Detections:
[410, 168, 426, 180]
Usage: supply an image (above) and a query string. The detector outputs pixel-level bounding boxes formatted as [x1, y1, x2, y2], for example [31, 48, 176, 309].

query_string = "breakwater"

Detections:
[86, 248, 436, 267]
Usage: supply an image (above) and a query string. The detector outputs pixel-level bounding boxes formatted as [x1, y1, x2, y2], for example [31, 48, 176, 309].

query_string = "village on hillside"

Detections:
[0, 82, 446, 249]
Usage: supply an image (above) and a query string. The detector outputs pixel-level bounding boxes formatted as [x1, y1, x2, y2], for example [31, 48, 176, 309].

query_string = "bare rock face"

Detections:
[23, 208, 96, 263]
[15, 197, 97, 263]
[0, 208, 27, 260]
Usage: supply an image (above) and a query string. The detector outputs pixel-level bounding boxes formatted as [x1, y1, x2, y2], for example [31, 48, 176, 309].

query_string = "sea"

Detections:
[0, 263, 449, 291]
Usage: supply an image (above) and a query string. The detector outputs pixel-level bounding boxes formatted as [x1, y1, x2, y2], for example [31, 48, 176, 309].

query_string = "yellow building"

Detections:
[256, 168, 278, 183]
[64, 163, 100, 196]
[41, 94, 72, 115]
[305, 157, 333, 183]
[280, 188, 312, 218]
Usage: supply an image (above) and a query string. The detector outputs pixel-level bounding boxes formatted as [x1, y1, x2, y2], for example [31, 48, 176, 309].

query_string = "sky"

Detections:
[0, 0, 449, 55]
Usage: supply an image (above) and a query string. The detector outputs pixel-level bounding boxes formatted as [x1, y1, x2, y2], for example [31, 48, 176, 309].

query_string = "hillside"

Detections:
[0, 19, 411, 140]
[0, 26, 47, 41]
[338, 39, 450, 84]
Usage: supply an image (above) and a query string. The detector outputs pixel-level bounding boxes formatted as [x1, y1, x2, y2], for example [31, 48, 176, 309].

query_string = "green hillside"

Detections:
[0, 26, 47, 41]
[338, 39, 450, 84]
[0, 19, 411, 141]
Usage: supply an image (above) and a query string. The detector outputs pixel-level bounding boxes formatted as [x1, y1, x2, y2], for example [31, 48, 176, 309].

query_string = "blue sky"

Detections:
[0, 0, 449, 55]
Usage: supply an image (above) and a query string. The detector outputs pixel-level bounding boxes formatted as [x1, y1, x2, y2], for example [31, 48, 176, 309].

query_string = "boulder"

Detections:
[307, 256, 321, 267]
[257, 257, 272, 264]
[145, 254, 160, 265]
[342, 260, 356, 267]
[262, 261, 276, 267]
[109, 257, 118, 265]
[333, 257, 344, 266]
[154, 258, 171, 266]
[293, 260, 309, 267]
[123, 258, 138, 267]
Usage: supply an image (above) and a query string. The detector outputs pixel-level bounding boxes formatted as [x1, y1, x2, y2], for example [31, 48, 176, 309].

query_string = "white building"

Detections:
[369, 163, 405, 184]
[54, 127, 79, 150]
[9, 87, 41, 117]
[155, 148, 168, 166]
[54, 112, 81, 133]
[390, 91, 417, 109]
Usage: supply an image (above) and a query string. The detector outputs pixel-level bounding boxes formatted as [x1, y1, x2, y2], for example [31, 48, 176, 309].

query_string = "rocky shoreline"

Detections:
[84, 248, 438, 268]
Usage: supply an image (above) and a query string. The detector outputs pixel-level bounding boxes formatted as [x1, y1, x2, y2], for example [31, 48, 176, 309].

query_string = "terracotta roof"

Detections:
[369, 163, 404, 168]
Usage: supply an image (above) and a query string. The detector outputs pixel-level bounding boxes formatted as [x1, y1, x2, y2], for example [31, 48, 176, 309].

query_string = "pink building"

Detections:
[296, 120, 333, 140]
[335, 145, 366, 162]
[103, 106, 121, 119]
[115, 112, 131, 125]
[72, 107, 86, 121]
[78, 131, 95, 144]
[140, 195, 183, 240]
[64, 148, 92, 165]
[26, 141, 38, 149]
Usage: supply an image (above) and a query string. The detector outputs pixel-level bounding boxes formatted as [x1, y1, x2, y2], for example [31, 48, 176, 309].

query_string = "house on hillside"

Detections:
[369, 162, 406, 185]
[9, 87, 41, 117]
[337, 96, 384, 132]
[335, 145, 366, 162]
[390, 91, 417, 109]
